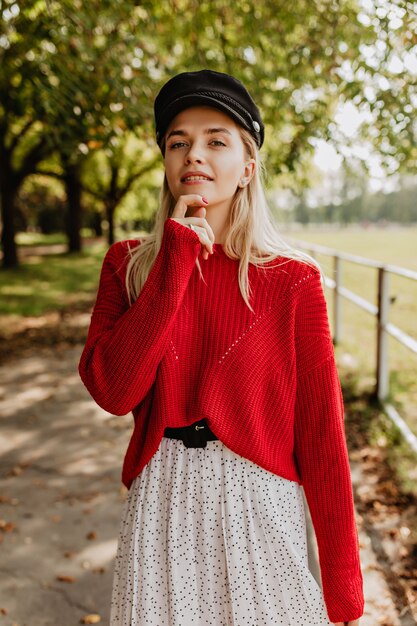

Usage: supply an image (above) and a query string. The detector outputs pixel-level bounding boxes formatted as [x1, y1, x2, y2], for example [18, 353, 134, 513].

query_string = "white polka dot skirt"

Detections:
[109, 437, 332, 626]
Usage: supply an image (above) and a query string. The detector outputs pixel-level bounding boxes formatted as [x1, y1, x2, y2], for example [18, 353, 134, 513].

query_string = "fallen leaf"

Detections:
[364, 563, 382, 571]
[56, 574, 76, 583]
[0, 495, 19, 506]
[0, 520, 17, 533]
[8, 466, 22, 476]
[80, 614, 101, 624]
[64, 550, 76, 559]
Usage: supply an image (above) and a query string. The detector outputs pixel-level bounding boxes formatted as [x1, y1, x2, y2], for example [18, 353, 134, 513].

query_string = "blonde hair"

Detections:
[125, 126, 320, 313]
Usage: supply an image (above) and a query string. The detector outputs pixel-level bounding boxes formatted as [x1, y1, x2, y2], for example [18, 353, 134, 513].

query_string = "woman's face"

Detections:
[163, 106, 255, 213]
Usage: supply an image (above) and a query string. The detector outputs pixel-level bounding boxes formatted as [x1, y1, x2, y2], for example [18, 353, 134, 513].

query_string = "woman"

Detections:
[78, 69, 365, 626]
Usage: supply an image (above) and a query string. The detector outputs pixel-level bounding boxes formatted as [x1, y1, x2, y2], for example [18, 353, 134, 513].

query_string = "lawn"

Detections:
[0, 239, 107, 317]
[281, 223, 417, 270]
[281, 224, 417, 438]
[2, 225, 417, 437]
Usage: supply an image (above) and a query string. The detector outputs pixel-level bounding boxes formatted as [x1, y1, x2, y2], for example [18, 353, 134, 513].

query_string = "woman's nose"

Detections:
[185, 144, 205, 163]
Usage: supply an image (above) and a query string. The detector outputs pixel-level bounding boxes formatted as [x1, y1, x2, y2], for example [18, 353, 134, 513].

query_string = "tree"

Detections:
[151, 0, 417, 180]
[0, 0, 158, 267]
[81, 133, 160, 245]
[33, 1, 158, 253]
[2, 0, 416, 268]
[0, 3, 54, 267]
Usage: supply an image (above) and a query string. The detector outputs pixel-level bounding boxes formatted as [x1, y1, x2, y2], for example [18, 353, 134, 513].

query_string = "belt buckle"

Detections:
[182, 421, 208, 448]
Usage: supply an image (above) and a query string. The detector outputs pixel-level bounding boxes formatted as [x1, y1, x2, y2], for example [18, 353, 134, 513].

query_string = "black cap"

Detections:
[154, 69, 264, 152]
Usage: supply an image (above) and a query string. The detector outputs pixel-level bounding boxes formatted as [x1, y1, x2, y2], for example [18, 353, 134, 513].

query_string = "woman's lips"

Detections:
[181, 179, 212, 185]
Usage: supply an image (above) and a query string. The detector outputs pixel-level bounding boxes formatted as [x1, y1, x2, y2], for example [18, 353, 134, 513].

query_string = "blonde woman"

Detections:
[78, 69, 364, 626]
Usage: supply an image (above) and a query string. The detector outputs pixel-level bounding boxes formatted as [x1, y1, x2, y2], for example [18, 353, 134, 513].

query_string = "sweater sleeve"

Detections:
[78, 218, 201, 415]
[293, 270, 365, 624]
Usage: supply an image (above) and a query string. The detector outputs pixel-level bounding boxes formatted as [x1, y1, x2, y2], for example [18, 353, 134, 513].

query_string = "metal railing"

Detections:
[289, 238, 417, 456]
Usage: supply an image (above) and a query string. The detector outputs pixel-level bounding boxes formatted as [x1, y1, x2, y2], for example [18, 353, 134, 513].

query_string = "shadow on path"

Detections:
[0, 345, 407, 625]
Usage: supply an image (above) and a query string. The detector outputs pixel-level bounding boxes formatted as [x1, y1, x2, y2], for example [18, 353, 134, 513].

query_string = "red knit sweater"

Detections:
[78, 217, 364, 623]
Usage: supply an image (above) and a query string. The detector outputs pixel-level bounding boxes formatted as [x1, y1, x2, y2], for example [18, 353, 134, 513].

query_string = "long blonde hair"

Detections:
[125, 127, 320, 313]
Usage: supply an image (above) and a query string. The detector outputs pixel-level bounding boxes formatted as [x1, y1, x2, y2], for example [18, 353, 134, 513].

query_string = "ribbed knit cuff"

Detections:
[165, 217, 201, 247]
[137, 217, 201, 311]
[321, 563, 365, 623]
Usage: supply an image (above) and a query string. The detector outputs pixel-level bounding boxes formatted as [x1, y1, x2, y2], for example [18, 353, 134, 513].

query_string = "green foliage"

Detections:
[15, 178, 66, 232]
[290, 178, 417, 225]
[2, 0, 416, 177]
[0, 1, 53, 177]
[80, 131, 161, 232]
[35, 2, 154, 160]
[0, 0, 159, 186]
[1, 0, 417, 263]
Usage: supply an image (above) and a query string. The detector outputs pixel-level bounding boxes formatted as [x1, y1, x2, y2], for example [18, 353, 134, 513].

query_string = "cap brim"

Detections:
[158, 94, 253, 143]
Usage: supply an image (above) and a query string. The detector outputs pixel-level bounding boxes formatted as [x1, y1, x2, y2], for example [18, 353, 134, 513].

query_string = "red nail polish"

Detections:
[202, 196, 209, 204]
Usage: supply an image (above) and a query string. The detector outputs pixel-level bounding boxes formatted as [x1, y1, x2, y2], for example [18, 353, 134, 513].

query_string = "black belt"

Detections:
[164, 418, 218, 448]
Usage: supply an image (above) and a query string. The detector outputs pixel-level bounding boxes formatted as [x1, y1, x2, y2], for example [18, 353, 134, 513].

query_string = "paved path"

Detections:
[0, 346, 405, 625]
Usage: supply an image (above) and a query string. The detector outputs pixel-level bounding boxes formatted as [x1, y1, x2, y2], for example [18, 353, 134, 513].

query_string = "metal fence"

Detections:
[289, 238, 417, 456]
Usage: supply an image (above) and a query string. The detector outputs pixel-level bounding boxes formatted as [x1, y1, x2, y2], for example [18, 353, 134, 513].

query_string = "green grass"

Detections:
[16, 232, 69, 247]
[3, 225, 417, 439]
[282, 224, 417, 438]
[15, 229, 97, 247]
[0, 241, 107, 317]
[282, 224, 417, 270]
[281, 225, 417, 355]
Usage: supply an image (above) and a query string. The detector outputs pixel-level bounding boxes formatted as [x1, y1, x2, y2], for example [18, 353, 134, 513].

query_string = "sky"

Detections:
[312, 99, 409, 196]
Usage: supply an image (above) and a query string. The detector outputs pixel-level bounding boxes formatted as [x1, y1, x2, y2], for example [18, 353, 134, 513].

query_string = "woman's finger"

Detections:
[185, 217, 215, 244]
[171, 194, 215, 242]
[170, 195, 216, 254]
[171, 194, 209, 219]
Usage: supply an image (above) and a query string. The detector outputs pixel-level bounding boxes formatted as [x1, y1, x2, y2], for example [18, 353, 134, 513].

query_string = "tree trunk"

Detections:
[91, 211, 103, 236]
[0, 132, 51, 268]
[105, 201, 117, 246]
[0, 181, 19, 269]
[63, 161, 83, 253]
[107, 164, 118, 246]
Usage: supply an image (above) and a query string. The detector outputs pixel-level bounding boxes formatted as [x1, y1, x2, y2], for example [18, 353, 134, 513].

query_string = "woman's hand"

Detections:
[333, 620, 360, 625]
[170, 194, 215, 260]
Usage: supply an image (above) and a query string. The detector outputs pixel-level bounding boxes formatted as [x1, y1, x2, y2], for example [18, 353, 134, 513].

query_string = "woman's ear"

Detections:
[239, 159, 256, 187]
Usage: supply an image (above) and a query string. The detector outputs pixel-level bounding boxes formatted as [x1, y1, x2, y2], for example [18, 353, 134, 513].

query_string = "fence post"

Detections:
[334, 255, 342, 345]
[376, 267, 390, 401]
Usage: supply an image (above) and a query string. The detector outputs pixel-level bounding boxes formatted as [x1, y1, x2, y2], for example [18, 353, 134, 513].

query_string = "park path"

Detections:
[0, 344, 408, 626]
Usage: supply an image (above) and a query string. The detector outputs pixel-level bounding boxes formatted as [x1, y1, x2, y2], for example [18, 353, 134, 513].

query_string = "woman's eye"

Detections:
[169, 142, 186, 149]
[168, 140, 226, 149]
